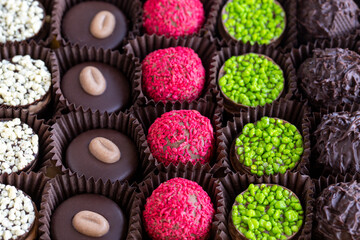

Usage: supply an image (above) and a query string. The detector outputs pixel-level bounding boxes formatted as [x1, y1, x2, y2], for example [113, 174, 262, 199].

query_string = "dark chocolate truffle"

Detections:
[61, 62, 130, 113]
[314, 111, 360, 176]
[298, 48, 360, 108]
[315, 181, 360, 240]
[65, 129, 138, 182]
[62, 1, 128, 49]
[297, 0, 360, 41]
[51, 194, 127, 240]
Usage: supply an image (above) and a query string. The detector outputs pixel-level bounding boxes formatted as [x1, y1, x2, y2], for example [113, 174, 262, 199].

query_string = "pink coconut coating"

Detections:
[143, 177, 215, 240]
[147, 110, 214, 166]
[142, 47, 206, 102]
[143, 0, 205, 38]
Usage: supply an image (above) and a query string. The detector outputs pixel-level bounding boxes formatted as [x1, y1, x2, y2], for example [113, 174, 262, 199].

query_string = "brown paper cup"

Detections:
[140, 0, 221, 37]
[41, 108, 151, 183]
[216, 99, 311, 176]
[38, 173, 138, 240]
[131, 94, 224, 177]
[313, 173, 360, 240]
[217, 172, 314, 239]
[123, 34, 218, 106]
[53, 44, 142, 113]
[131, 163, 226, 239]
[288, 36, 359, 111]
[50, 0, 142, 49]
[212, 43, 297, 115]
[0, 107, 54, 173]
[308, 103, 360, 177]
[0, 42, 60, 120]
[215, 0, 298, 52]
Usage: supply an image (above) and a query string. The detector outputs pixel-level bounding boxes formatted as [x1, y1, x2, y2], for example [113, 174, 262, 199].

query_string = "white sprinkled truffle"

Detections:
[0, 55, 51, 107]
[0, 184, 35, 240]
[0, 0, 45, 43]
[0, 118, 38, 174]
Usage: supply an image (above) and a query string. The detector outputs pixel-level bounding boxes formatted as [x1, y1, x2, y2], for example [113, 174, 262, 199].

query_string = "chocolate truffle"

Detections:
[142, 47, 205, 102]
[0, 55, 51, 114]
[0, 0, 45, 43]
[147, 110, 214, 166]
[0, 118, 39, 174]
[62, 1, 128, 49]
[0, 184, 38, 240]
[231, 117, 303, 176]
[51, 194, 127, 240]
[314, 111, 360, 176]
[230, 184, 304, 240]
[218, 53, 284, 108]
[143, 0, 205, 38]
[315, 181, 360, 240]
[61, 62, 130, 113]
[143, 178, 214, 240]
[298, 0, 360, 41]
[298, 48, 360, 108]
[65, 129, 138, 182]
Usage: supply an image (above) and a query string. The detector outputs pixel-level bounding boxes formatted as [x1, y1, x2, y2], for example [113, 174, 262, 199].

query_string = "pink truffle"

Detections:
[143, 0, 205, 38]
[147, 110, 214, 166]
[143, 177, 215, 240]
[142, 47, 206, 102]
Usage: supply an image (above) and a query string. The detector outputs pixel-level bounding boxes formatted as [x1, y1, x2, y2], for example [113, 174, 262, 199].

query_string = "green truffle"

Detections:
[222, 0, 286, 45]
[219, 53, 284, 107]
[234, 116, 303, 176]
[231, 184, 304, 240]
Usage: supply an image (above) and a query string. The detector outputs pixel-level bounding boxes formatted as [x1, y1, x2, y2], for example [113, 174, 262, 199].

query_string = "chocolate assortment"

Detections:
[0, 0, 360, 239]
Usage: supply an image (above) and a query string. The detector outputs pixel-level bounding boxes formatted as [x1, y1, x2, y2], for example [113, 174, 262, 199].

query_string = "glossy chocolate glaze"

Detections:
[65, 129, 138, 182]
[61, 62, 130, 113]
[315, 181, 360, 240]
[62, 1, 128, 49]
[51, 194, 127, 240]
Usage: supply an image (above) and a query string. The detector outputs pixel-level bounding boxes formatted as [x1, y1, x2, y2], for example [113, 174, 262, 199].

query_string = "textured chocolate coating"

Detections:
[65, 129, 138, 182]
[61, 62, 130, 113]
[315, 181, 360, 240]
[299, 48, 360, 108]
[62, 1, 128, 49]
[51, 194, 127, 240]
[314, 111, 360, 175]
[298, 0, 360, 40]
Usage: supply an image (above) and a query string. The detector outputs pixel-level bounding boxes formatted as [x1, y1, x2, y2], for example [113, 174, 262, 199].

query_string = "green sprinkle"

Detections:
[285, 210, 299, 222]
[234, 116, 303, 176]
